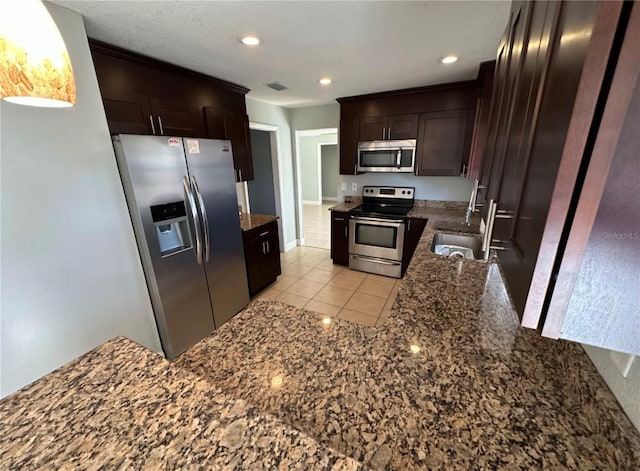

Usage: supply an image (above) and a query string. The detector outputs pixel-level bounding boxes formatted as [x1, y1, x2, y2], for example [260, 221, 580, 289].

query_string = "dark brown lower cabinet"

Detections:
[331, 211, 350, 265]
[402, 217, 427, 275]
[243, 221, 281, 296]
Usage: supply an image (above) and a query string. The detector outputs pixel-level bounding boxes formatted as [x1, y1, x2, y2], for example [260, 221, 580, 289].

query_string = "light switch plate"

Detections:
[341, 182, 347, 191]
[352, 182, 358, 191]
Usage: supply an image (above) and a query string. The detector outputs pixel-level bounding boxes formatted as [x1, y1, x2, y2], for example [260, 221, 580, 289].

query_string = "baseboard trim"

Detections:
[284, 240, 298, 252]
[302, 200, 322, 205]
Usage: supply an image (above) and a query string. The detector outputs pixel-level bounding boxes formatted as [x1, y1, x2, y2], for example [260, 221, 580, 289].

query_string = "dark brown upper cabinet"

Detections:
[359, 114, 419, 141]
[478, 0, 635, 354]
[338, 118, 360, 175]
[337, 78, 481, 176]
[204, 107, 254, 182]
[89, 40, 254, 181]
[415, 109, 472, 176]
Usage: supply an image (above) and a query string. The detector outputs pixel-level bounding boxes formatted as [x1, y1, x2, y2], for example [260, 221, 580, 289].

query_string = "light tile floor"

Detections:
[302, 202, 333, 249]
[256, 246, 400, 327]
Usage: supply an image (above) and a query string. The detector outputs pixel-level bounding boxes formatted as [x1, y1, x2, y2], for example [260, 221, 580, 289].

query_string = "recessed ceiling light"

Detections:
[241, 35, 260, 46]
[319, 77, 332, 85]
[438, 55, 459, 64]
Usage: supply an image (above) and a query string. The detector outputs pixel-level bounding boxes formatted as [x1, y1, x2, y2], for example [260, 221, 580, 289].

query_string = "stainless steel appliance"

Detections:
[357, 139, 416, 173]
[349, 186, 415, 278]
[113, 135, 249, 359]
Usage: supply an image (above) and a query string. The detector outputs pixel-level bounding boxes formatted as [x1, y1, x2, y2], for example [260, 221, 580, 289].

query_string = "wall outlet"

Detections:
[609, 350, 635, 378]
[341, 182, 347, 191]
[352, 182, 358, 192]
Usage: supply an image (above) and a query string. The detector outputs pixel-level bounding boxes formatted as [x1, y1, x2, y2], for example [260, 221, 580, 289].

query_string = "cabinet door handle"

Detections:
[261, 242, 266, 255]
[266, 240, 270, 253]
[354, 163, 357, 175]
[334, 217, 345, 221]
[259, 231, 269, 237]
[408, 219, 411, 231]
[238, 169, 243, 181]
[149, 115, 156, 135]
[158, 116, 164, 135]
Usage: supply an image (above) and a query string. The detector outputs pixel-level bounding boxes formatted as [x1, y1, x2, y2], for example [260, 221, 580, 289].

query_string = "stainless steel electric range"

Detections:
[348, 186, 415, 278]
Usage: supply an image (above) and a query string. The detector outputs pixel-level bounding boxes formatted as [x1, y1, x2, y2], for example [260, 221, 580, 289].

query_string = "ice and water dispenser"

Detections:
[150, 201, 193, 257]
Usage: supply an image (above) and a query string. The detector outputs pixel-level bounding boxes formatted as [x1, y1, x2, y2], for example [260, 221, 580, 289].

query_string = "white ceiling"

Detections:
[52, 1, 509, 108]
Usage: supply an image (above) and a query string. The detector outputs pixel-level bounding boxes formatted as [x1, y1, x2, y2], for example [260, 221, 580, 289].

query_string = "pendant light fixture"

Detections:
[0, 0, 76, 107]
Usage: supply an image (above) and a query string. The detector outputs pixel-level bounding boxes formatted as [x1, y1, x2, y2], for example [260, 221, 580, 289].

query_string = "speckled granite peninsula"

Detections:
[176, 205, 640, 470]
[1, 204, 639, 470]
[0, 337, 361, 470]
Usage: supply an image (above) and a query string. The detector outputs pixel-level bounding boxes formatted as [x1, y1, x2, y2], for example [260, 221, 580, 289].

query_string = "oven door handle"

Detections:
[350, 254, 402, 266]
[351, 216, 405, 224]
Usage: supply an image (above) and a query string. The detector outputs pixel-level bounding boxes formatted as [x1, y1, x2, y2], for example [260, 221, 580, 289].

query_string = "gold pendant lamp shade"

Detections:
[0, 0, 76, 107]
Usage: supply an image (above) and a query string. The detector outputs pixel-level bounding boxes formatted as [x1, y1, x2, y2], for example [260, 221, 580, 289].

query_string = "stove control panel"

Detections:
[362, 186, 414, 200]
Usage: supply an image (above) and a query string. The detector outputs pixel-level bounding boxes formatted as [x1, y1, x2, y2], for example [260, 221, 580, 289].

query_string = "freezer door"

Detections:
[183, 138, 250, 328]
[113, 135, 215, 359]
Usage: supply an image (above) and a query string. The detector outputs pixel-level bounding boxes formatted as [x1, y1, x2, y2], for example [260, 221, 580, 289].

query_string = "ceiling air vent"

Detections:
[266, 82, 288, 92]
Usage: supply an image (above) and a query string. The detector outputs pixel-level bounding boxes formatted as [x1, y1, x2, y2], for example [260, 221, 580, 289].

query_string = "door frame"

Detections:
[294, 128, 338, 246]
[248, 122, 285, 252]
[317, 141, 339, 203]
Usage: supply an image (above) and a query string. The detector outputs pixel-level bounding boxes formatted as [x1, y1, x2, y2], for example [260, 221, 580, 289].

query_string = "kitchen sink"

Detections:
[431, 233, 484, 260]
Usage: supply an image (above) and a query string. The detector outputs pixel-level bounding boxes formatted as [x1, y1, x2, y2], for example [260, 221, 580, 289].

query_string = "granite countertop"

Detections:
[2, 203, 639, 469]
[239, 212, 278, 231]
[328, 198, 362, 212]
[0, 337, 361, 470]
[176, 205, 640, 469]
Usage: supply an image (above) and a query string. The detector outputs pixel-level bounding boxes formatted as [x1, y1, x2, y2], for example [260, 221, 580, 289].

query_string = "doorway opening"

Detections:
[294, 128, 338, 249]
[243, 122, 285, 251]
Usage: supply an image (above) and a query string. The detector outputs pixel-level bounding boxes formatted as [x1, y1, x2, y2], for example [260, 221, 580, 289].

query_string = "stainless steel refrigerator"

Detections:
[113, 134, 249, 359]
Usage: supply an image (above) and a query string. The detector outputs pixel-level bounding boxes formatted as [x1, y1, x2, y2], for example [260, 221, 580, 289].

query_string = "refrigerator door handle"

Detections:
[183, 176, 203, 264]
[190, 175, 210, 263]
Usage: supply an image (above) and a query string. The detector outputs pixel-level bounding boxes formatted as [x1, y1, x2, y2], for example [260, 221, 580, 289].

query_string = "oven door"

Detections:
[349, 216, 405, 261]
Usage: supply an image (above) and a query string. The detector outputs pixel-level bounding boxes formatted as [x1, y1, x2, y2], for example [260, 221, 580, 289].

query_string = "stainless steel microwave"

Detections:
[357, 139, 416, 173]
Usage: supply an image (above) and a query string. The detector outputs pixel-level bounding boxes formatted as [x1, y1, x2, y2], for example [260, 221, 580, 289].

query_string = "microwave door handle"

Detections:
[183, 176, 203, 264]
[190, 175, 210, 263]
[396, 149, 402, 169]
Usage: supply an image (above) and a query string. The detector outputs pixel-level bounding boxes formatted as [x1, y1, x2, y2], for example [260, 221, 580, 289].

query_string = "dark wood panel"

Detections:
[204, 107, 229, 139]
[227, 112, 254, 181]
[339, 118, 359, 175]
[388, 114, 419, 139]
[89, 39, 249, 95]
[493, 0, 555, 244]
[359, 116, 387, 141]
[338, 81, 478, 119]
[149, 96, 206, 138]
[90, 44, 247, 113]
[243, 221, 280, 296]
[331, 211, 350, 265]
[415, 110, 469, 176]
[500, 0, 601, 317]
[100, 87, 153, 135]
[542, 0, 636, 340]
[486, 2, 532, 203]
[402, 217, 427, 275]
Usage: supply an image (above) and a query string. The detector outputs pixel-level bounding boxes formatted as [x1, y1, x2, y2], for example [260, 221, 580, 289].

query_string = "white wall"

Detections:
[299, 134, 338, 203]
[0, 3, 162, 397]
[245, 98, 296, 250]
[290, 103, 340, 131]
[583, 345, 639, 431]
[340, 174, 474, 201]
